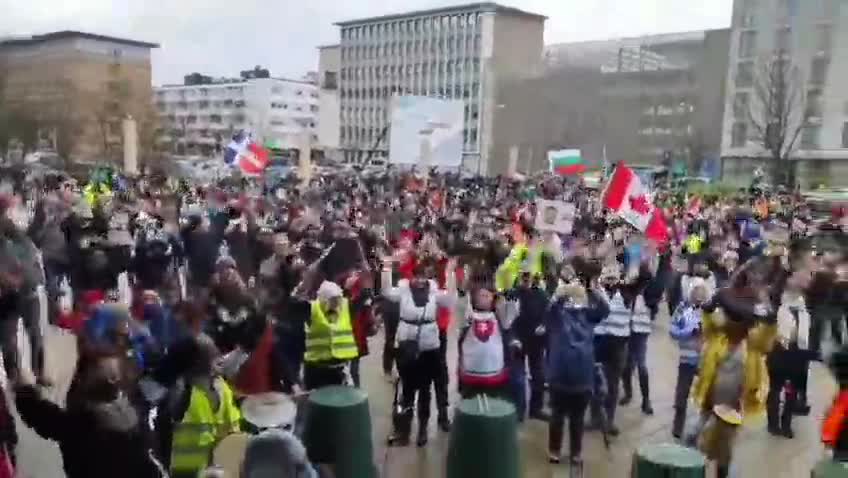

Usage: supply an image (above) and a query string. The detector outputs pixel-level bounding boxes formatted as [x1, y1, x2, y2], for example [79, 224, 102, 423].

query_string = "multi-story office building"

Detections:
[538, 30, 730, 175]
[332, 2, 546, 174]
[316, 44, 342, 162]
[0, 31, 158, 162]
[721, 0, 848, 188]
[154, 73, 318, 157]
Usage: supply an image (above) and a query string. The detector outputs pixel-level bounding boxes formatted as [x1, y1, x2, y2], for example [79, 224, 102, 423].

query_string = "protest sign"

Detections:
[534, 199, 576, 234]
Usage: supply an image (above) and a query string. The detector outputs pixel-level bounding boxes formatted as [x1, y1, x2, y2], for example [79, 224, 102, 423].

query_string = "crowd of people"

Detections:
[0, 165, 845, 478]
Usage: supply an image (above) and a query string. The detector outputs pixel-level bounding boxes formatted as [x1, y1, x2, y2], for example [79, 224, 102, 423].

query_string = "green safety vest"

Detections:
[305, 299, 358, 363]
[495, 244, 543, 292]
[170, 378, 241, 474]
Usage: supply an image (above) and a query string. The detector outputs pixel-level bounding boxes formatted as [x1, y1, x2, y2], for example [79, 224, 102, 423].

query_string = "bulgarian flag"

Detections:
[548, 149, 586, 176]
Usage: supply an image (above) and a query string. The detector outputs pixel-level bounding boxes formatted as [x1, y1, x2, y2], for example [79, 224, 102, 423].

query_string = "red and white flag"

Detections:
[602, 163, 669, 245]
[602, 163, 654, 231]
[238, 142, 270, 176]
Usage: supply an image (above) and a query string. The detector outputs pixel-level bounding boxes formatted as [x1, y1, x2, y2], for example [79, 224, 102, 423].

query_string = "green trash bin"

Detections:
[447, 394, 520, 478]
[631, 443, 706, 478]
[302, 385, 376, 478]
[812, 459, 848, 478]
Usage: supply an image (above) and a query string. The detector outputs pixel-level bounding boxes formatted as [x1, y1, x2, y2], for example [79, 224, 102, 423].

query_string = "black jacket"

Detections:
[509, 286, 550, 341]
[15, 385, 161, 478]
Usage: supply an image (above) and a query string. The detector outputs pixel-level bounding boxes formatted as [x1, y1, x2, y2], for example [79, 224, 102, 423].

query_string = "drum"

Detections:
[211, 432, 250, 478]
[241, 392, 297, 430]
[447, 395, 519, 478]
[631, 443, 706, 478]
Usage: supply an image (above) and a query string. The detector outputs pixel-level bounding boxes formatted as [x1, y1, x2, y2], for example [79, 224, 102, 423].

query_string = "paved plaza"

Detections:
[8, 308, 838, 478]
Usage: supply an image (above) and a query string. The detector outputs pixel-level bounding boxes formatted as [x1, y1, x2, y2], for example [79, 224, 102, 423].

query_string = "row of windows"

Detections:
[270, 102, 319, 113]
[340, 103, 479, 122]
[734, 57, 829, 89]
[341, 35, 481, 62]
[157, 86, 245, 99]
[340, 59, 481, 80]
[738, 24, 832, 60]
[270, 86, 317, 98]
[340, 126, 478, 145]
[731, 122, 848, 149]
[340, 13, 482, 43]
[339, 83, 480, 101]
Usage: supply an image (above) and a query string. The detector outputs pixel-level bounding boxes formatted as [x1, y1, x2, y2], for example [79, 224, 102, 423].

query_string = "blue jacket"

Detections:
[544, 290, 610, 393]
[669, 302, 702, 366]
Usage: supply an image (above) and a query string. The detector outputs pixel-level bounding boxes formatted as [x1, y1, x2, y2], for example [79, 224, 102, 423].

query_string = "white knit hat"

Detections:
[317, 281, 343, 301]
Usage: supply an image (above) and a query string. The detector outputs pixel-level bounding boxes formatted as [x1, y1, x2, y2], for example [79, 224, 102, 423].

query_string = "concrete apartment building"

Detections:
[331, 2, 546, 174]
[539, 29, 731, 176]
[154, 73, 318, 157]
[0, 31, 158, 163]
[316, 45, 342, 162]
[721, 0, 848, 188]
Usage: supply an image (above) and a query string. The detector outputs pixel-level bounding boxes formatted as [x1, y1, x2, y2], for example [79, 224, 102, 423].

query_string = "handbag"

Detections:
[396, 311, 425, 369]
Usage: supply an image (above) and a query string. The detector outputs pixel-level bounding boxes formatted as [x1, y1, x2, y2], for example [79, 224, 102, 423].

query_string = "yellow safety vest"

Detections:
[685, 234, 702, 254]
[170, 378, 241, 474]
[305, 299, 358, 363]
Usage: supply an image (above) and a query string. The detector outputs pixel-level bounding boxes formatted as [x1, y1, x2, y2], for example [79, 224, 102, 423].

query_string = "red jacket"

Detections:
[436, 258, 463, 332]
[346, 273, 373, 357]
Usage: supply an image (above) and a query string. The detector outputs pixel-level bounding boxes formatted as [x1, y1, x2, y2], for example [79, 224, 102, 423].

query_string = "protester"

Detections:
[15, 350, 162, 478]
[544, 280, 609, 467]
[383, 255, 457, 447]
[669, 279, 709, 440]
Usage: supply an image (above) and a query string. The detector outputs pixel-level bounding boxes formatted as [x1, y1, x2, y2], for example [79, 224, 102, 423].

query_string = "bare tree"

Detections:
[747, 55, 807, 185]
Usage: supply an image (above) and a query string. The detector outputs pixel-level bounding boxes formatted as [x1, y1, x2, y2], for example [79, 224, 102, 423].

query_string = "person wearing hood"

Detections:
[691, 256, 780, 478]
[15, 349, 163, 478]
[505, 262, 551, 421]
[543, 279, 609, 467]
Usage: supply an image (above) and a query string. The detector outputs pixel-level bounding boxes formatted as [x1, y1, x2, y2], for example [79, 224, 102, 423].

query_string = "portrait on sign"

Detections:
[534, 199, 576, 235]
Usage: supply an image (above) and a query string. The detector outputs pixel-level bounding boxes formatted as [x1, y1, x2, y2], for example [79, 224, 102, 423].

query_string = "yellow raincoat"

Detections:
[690, 308, 778, 423]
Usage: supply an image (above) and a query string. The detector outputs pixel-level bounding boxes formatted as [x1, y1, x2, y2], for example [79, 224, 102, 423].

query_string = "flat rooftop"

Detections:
[0, 30, 159, 49]
[335, 2, 547, 26]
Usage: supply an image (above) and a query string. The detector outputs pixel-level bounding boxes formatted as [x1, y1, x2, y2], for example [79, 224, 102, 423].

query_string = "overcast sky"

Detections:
[1, 0, 733, 85]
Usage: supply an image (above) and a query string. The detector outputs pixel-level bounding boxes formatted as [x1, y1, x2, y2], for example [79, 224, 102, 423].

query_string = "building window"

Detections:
[733, 92, 750, 118]
[735, 62, 754, 87]
[801, 125, 821, 149]
[323, 71, 338, 90]
[731, 122, 748, 147]
[810, 58, 829, 85]
[775, 27, 791, 53]
[738, 31, 757, 58]
[806, 89, 823, 118]
[816, 24, 833, 53]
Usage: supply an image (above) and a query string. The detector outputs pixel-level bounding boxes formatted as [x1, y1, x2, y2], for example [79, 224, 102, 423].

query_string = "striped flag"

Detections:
[548, 149, 586, 176]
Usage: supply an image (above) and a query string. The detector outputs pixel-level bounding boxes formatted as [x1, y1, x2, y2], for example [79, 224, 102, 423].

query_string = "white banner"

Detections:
[388, 95, 464, 168]
[534, 199, 576, 234]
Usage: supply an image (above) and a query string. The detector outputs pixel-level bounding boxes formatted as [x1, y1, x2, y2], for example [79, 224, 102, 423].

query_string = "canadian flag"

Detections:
[602, 163, 669, 245]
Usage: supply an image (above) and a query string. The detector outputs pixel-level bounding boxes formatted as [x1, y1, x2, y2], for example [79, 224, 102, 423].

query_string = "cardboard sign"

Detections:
[534, 199, 576, 234]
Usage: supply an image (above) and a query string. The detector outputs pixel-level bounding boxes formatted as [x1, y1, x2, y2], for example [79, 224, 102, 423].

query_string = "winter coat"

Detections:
[508, 285, 550, 342]
[544, 290, 610, 393]
[15, 386, 161, 478]
[690, 289, 778, 423]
